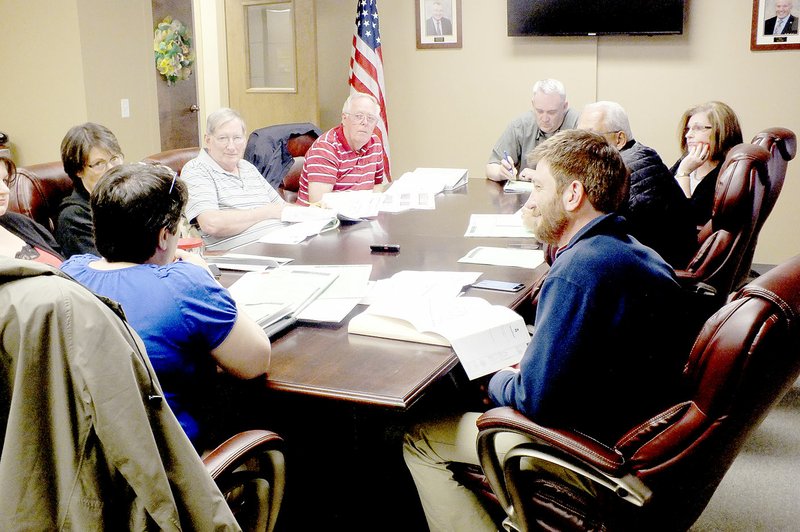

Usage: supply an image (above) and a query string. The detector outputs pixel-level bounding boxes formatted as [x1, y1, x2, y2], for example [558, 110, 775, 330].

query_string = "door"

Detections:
[225, 0, 319, 131]
[152, 0, 201, 150]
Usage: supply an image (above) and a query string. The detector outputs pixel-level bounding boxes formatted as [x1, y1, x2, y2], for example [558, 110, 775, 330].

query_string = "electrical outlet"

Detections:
[121, 98, 130, 118]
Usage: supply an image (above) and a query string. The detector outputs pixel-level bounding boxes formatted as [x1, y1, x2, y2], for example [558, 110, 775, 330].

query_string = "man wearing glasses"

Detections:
[182, 107, 286, 251]
[57, 123, 124, 258]
[296, 92, 385, 206]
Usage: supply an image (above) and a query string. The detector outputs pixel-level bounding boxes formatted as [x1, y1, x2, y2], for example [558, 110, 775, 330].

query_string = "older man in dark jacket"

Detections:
[578, 101, 696, 268]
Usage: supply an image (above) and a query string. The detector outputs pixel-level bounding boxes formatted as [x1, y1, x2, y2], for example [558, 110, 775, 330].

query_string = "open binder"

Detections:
[228, 268, 339, 337]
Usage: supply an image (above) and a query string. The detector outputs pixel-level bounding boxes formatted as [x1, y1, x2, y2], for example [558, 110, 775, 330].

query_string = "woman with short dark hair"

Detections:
[61, 163, 271, 449]
[56, 122, 123, 257]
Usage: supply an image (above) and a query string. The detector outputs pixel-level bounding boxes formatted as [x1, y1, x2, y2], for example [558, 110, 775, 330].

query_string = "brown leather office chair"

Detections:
[674, 143, 770, 301]
[8, 161, 73, 232]
[739, 128, 797, 282]
[475, 254, 800, 531]
[0, 260, 284, 530]
[141, 146, 201, 175]
[204, 430, 286, 532]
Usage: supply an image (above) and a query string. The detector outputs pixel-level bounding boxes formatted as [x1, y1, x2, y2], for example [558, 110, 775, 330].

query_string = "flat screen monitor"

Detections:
[507, 0, 685, 36]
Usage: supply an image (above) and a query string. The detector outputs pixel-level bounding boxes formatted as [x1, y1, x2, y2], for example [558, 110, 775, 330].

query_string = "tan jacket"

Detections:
[0, 259, 240, 531]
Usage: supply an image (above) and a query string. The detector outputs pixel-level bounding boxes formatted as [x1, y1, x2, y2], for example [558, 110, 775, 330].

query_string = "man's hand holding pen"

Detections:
[500, 150, 519, 181]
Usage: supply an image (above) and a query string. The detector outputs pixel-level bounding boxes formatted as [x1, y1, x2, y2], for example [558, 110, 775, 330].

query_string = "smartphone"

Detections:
[471, 280, 525, 292]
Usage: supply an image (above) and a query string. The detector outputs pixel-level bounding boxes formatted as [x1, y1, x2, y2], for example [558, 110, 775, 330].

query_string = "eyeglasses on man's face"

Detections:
[212, 135, 246, 146]
[87, 154, 123, 171]
[346, 113, 379, 125]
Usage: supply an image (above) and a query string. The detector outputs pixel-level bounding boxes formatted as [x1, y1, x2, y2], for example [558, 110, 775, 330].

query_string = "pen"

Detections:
[503, 150, 516, 179]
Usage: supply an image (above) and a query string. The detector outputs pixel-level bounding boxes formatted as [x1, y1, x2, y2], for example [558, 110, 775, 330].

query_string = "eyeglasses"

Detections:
[212, 135, 246, 146]
[87, 154, 123, 171]
[168, 170, 178, 194]
[346, 113, 379, 125]
[684, 125, 713, 134]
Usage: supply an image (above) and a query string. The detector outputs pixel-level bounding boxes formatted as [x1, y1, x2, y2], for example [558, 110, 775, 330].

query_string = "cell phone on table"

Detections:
[471, 280, 525, 292]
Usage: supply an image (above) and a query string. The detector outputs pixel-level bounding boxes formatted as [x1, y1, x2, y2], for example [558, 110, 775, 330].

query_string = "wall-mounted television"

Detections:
[507, 0, 686, 36]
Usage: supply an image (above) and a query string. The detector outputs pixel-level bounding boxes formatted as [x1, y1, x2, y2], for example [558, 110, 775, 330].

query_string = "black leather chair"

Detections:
[475, 254, 800, 531]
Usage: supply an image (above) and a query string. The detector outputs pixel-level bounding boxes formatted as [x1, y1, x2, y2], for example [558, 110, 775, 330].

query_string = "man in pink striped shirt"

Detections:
[297, 93, 385, 206]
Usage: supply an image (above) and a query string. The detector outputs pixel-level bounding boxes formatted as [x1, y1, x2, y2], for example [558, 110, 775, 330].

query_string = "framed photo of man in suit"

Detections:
[416, 0, 462, 49]
[752, 0, 800, 50]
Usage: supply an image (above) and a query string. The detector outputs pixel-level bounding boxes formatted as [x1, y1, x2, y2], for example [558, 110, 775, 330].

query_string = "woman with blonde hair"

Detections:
[671, 101, 743, 230]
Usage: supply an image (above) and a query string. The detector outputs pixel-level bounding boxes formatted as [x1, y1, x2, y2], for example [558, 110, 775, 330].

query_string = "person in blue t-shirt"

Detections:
[404, 130, 694, 531]
[62, 163, 271, 448]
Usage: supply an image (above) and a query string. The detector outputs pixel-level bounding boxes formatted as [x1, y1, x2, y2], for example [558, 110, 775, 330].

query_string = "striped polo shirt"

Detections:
[181, 148, 285, 250]
[297, 124, 384, 206]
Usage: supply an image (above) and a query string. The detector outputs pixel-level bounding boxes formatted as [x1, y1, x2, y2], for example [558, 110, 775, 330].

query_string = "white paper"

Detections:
[281, 264, 373, 323]
[359, 296, 529, 380]
[503, 180, 534, 194]
[280, 204, 338, 223]
[321, 190, 383, 220]
[257, 218, 337, 244]
[379, 189, 437, 212]
[360, 270, 481, 306]
[458, 246, 545, 269]
[465, 213, 536, 238]
[204, 253, 293, 272]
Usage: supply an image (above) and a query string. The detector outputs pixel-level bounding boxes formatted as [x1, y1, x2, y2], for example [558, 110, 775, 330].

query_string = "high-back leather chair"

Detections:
[674, 143, 770, 300]
[0, 260, 284, 530]
[739, 128, 797, 282]
[141, 146, 201, 176]
[8, 161, 73, 233]
[475, 254, 800, 531]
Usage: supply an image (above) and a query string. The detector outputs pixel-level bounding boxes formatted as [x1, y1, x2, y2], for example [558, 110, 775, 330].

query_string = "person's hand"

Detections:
[174, 248, 212, 272]
[677, 142, 710, 175]
[499, 158, 518, 181]
[517, 168, 533, 182]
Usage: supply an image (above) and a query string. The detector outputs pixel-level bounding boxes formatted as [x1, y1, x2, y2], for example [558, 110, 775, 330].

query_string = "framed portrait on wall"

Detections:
[751, 0, 800, 50]
[416, 0, 462, 49]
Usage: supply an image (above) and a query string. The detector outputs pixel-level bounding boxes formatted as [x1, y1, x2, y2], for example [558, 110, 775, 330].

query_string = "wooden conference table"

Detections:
[225, 178, 537, 410]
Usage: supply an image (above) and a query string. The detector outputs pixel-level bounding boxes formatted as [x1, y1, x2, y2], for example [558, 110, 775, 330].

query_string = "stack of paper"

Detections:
[204, 253, 293, 272]
[228, 268, 339, 337]
[349, 296, 530, 380]
[411, 168, 468, 191]
[281, 264, 373, 323]
[321, 190, 383, 221]
[465, 213, 536, 238]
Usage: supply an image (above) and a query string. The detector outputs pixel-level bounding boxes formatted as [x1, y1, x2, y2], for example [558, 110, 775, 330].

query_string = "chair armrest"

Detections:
[203, 429, 286, 532]
[203, 429, 284, 478]
[476, 407, 651, 517]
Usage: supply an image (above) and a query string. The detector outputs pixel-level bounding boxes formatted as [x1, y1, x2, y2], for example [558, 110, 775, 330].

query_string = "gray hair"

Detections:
[532, 79, 566, 100]
[206, 107, 246, 135]
[342, 93, 380, 115]
[584, 101, 633, 139]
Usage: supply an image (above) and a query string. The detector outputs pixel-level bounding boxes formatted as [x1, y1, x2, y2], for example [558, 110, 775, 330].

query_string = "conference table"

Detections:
[225, 177, 541, 410]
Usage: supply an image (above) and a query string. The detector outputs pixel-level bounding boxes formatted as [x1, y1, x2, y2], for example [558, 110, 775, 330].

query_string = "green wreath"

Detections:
[154, 16, 195, 86]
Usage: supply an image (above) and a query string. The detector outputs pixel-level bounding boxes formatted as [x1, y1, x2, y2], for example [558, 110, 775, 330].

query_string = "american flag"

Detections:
[350, 0, 391, 180]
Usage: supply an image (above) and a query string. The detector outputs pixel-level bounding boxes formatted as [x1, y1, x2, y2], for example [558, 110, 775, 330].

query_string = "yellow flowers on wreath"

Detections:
[154, 16, 195, 86]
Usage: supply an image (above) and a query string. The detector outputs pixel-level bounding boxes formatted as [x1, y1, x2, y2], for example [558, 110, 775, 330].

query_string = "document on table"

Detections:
[503, 180, 534, 194]
[458, 246, 545, 269]
[349, 296, 530, 380]
[228, 268, 339, 336]
[361, 270, 482, 306]
[464, 213, 536, 238]
[379, 189, 437, 213]
[322, 190, 383, 220]
[204, 253, 294, 272]
[279, 264, 373, 323]
[390, 168, 468, 193]
[257, 218, 339, 245]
